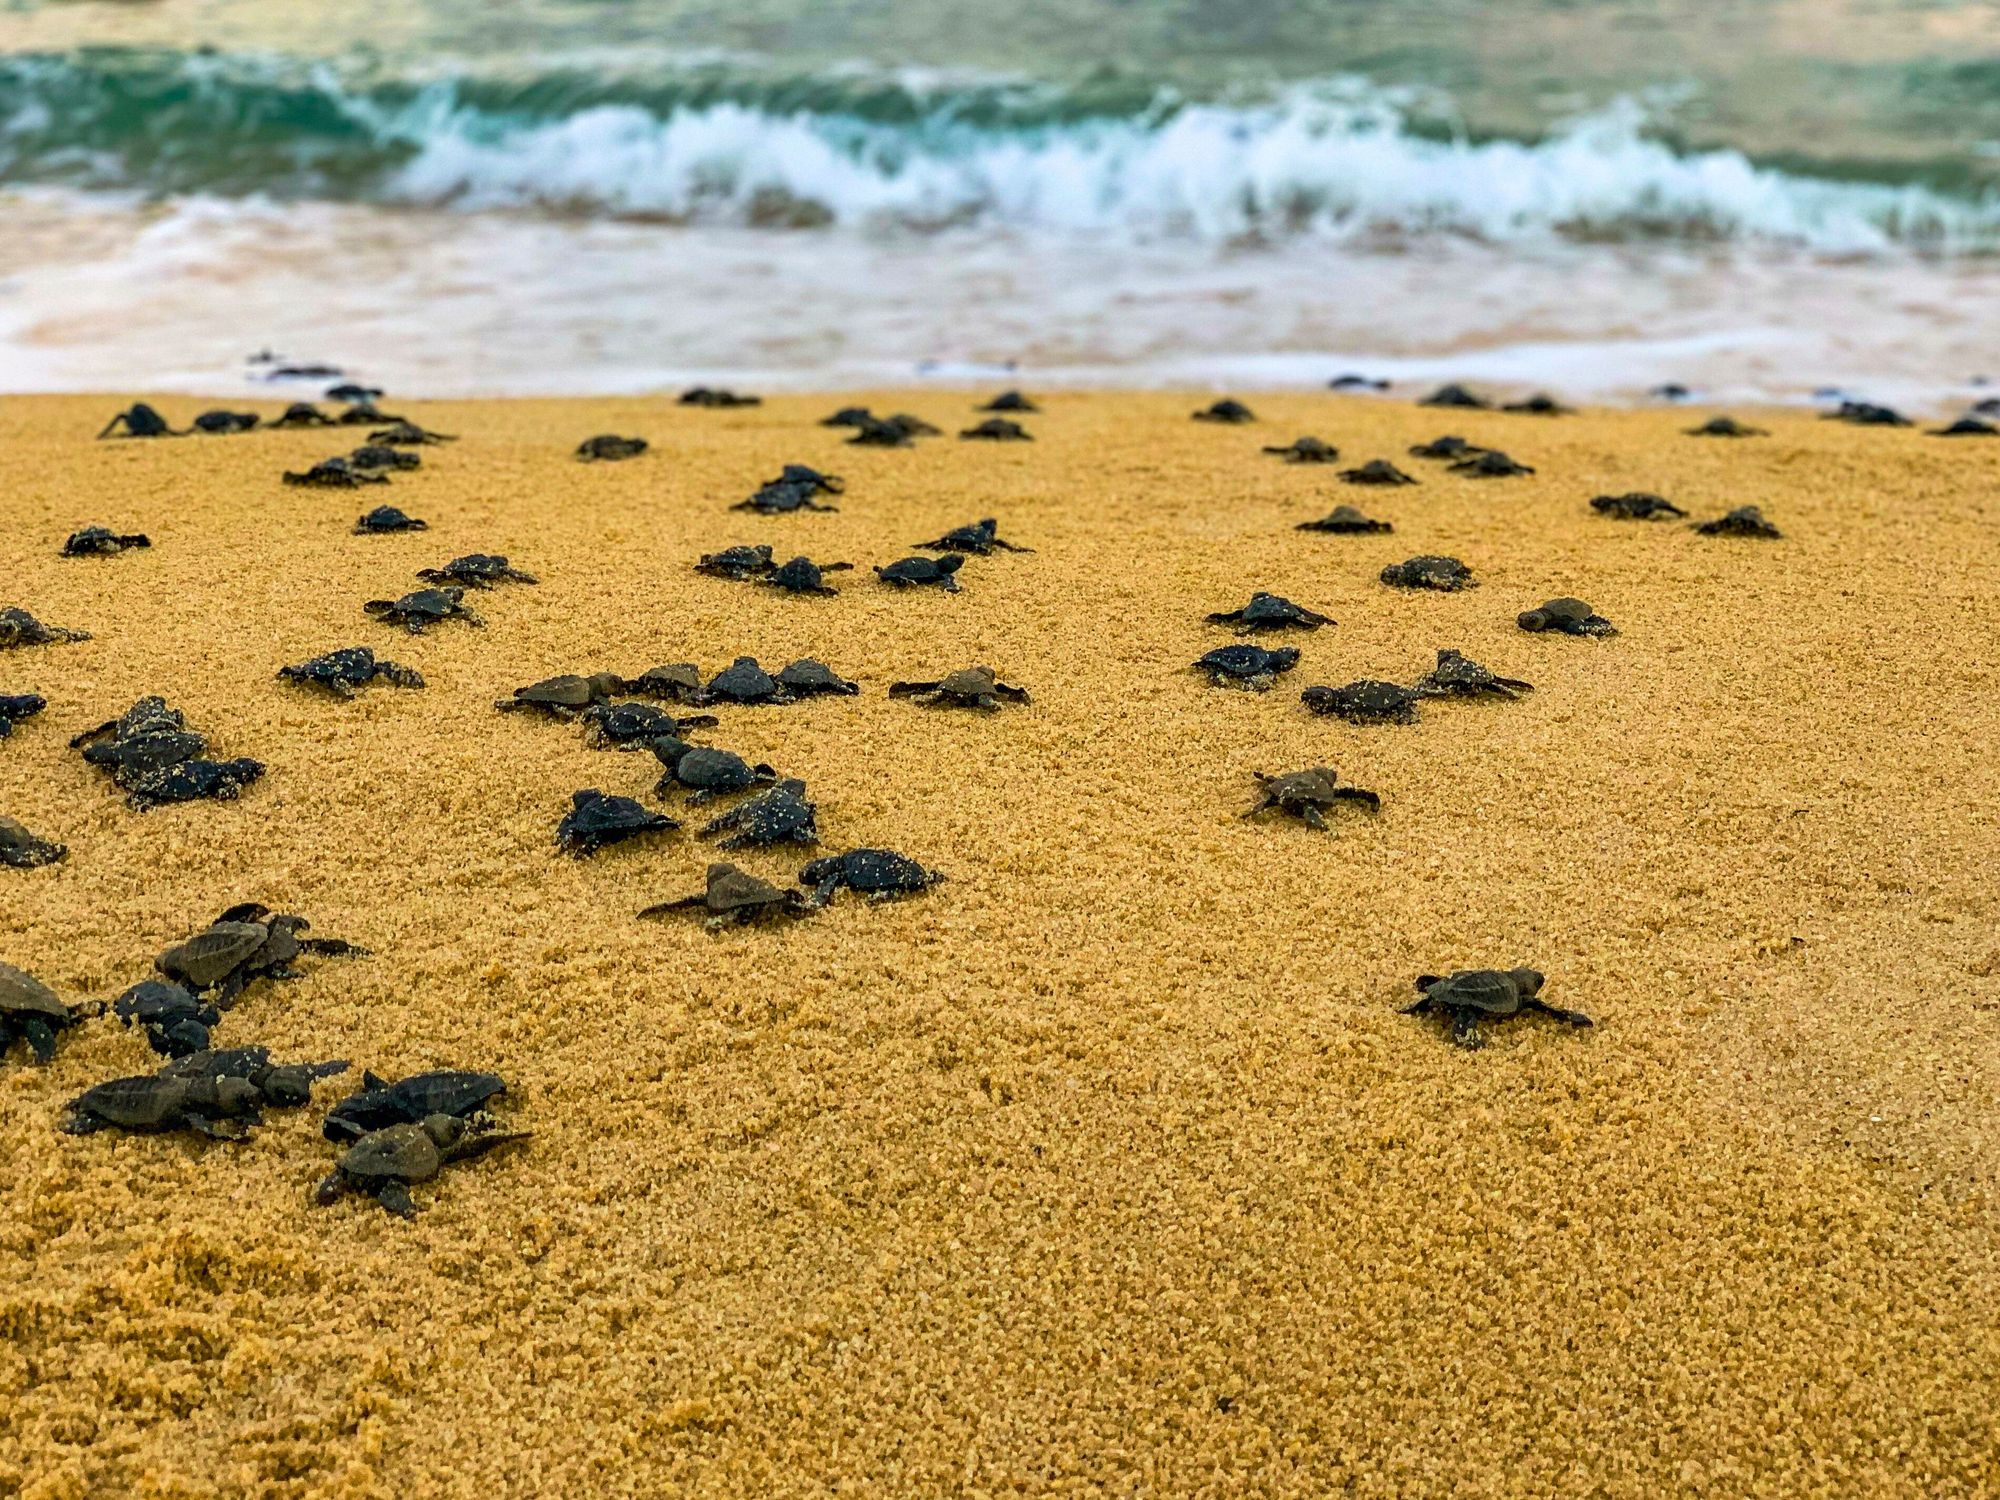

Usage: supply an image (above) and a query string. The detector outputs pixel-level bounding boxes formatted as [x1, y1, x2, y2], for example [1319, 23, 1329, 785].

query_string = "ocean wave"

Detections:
[3, 48, 1999, 250]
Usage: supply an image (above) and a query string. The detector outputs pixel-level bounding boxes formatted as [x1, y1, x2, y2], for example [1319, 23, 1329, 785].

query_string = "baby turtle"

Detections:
[1412, 649, 1533, 700]
[1692, 505, 1782, 538]
[679, 386, 761, 407]
[1380, 556, 1476, 591]
[190, 410, 260, 434]
[1, 962, 90, 1064]
[271, 402, 334, 428]
[62, 527, 151, 557]
[1206, 593, 1332, 633]
[156, 903, 363, 1004]
[1518, 597, 1617, 637]
[1241, 767, 1380, 830]
[0, 608, 90, 647]
[876, 555, 964, 592]
[1301, 680, 1420, 725]
[1408, 435, 1486, 460]
[323, 1068, 508, 1143]
[418, 554, 538, 588]
[1652, 383, 1692, 401]
[735, 481, 839, 514]
[364, 587, 482, 633]
[846, 416, 915, 447]
[0, 693, 47, 738]
[1686, 416, 1765, 438]
[0, 816, 66, 869]
[916, 518, 1033, 555]
[649, 738, 778, 802]
[764, 556, 854, 595]
[1340, 460, 1418, 486]
[640, 862, 810, 926]
[98, 403, 175, 439]
[1449, 450, 1534, 477]
[369, 421, 455, 446]
[287, 456, 388, 488]
[623, 663, 704, 703]
[1192, 399, 1255, 423]
[1403, 967, 1590, 1050]
[886, 413, 942, 437]
[699, 779, 819, 849]
[777, 659, 860, 698]
[762, 463, 843, 496]
[980, 391, 1039, 412]
[1502, 393, 1570, 415]
[960, 418, 1032, 441]
[326, 383, 381, 404]
[1328, 373, 1389, 391]
[495, 672, 629, 717]
[555, 789, 678, 856]
[1296, 504, 1392, 535]
[1194, 644, 1300, 691]
[888, 666, 1030, 710]
[697, 544, 776, 579]
[800, 848, 942, 906]
[349, 444, 421, 472]
[1591, 493, 1685, 520]
[73, 696, 204, 776]
[279, 646, 425, 696]
[1264, 437, 1340, 463]
[1419, 384, 1490, 410]
[1823, 400, 1909, 427]
[354, 505, 427, 534]
[581, 701, 718, 748]
[820, 406, 875, 427]
[113, 980, 219, 1058]
[694, 657, 795, 706]
[314, 1114, 529, 1218]
[62, 1072, 265, 1140]
[125, 758, 266, 811]
[576, 434, 648, 461]
[162, 1047, 349, 1108]
[1930, 416, 1998, 436]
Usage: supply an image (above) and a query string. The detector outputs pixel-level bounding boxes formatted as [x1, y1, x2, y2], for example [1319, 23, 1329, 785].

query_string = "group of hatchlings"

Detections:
[0, 376, 1834, 1209]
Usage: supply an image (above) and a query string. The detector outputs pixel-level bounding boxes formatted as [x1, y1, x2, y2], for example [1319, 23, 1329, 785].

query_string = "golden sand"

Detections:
[1, 391, 1997, 1497]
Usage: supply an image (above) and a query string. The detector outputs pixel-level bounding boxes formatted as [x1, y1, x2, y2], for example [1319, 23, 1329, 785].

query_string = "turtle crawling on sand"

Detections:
[1296, 505, 1392, 535]
[1300, 680, 1421, 725]
[1591, 493, 1685, 520]
[182, 409, 255, 435]
[960, 418, 1032, 441]
[640, 862, 810, 926]
[980, 391, 1039, 412]
[62, 527, 151, 558]
[98, 404, 174, 439]
[696, 544, 775, 580]
[418, 554, 538, 589]
[287, 456, 387, 488]
[800, 848, 943, 906]
[699, 779, 819, 849]
[1, 962, 93, 1065]
[1518, 597, 1618, 636]
[1692, 505, 1782, 538]
[556, 789, 677, 856]
[1419, 384, 1490, 410]
[271, 403, 334, 428]
[1686, 416, 1765, 438]
[889, 666, 1029, 710]
[162, 1046, 349, 1108]
[581, 700, 717, 748]
[1823, 400, 1909, 427]
[1502, 392, 1570, 415]
[1408, 435, 1486, 460]
[1380, 556, 1475, 591]
[496, 673, 630, 718]
[1929, 417, 1997, 437]
[623, 663, 703, 702]
[764, 556, 854, 595]
[73, 696, 263, 809]
[280, 646, 425, 696]
[314, 1114, 530, 1218]
[736, 480, 839, 514]
[694, 657, 795, 706]
[876, 555, 964, 592]
[0, 693, 47, 739]
[0, 816, 67, 869]
[349, 444, 421, 472]
[61, 1072, 266, 1140]
[777, 659, 860, 698]
[1341, 459, 1418, 486]
[916, 518, 1033, 555]
[1449, 450, 1534, 477]
[364, 587, 482, 633]
[1241, 767, 1380, 830]
[113, 980, 219, 1058]
[1205, 593, 1332, 633]
[369, 420, 455, 446]
[354, 505, 427, 534]
[649, 738, 777, 802]
[1194, 644, 1300, 691]
[1402, 967, 1591, 1050]
[323, 1068, 508, 1144]
[156, 902, 364, 1004]
[1192, 399, 1255, 424]
[820, 407, 875, 428]
[576, 434, 648, 462]
[0, 608, 89, 647]
[1264, 436, 1340, 463]
[1412, 649, 1533, 701]
[679, 386, 761, 408]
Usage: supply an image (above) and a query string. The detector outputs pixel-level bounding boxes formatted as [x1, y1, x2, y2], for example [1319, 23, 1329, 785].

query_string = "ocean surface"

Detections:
[1, 0, 1997, 402]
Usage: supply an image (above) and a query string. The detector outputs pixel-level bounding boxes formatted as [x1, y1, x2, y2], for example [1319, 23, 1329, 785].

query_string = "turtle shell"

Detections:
[1422, 970, 1534, 1015]
[156, 922, 267, 990]
[338, 1123, 444, 1185]
[0, 961, 67, 1020]
[65, 1074, 192, 1131]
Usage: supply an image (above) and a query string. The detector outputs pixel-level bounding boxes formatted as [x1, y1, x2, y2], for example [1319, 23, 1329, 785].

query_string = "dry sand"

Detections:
[1, 391, 1997, 1498]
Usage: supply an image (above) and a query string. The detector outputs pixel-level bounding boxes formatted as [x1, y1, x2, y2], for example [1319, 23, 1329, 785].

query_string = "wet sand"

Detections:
[1, 391, 1997, 1497]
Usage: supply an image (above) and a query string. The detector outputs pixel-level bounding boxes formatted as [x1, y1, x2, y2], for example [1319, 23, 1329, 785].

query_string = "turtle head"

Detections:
[586, 672, 627, 700]
[935, 554, 964, 575]
[1510, 968, 1546, 997]
[257, 1064, 317, 1108]
[420, 1113, 469, 1149]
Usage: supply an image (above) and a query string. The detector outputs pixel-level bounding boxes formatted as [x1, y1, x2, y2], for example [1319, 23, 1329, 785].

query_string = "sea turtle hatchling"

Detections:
[800, 848, 943, 906]
[1380, 556, 1476, 591]
[1329, 373, 1389, 391]
[1296, 505, 1392, 535]
[0, 816, 66, 869]
[581, 700, 718, 748]
[279, 646, 425, 696]
[764, 556, 854, 595]
[62, 527, 151, 557]
[735, 481, 839, 514]
[1241, 767, 1380, 830]
[495, 672, 630, 717]
[649, 738, 778, 802]
[694, 657, 795, 706]
[1502, 393, 1571, 415]
[98, 403, 175, 439]
[916, 518, 1033, 555]
[190, 410, 261, 434]
[286, 456, 388, 488]
[156, 902, 364, 1004]
[1402, 967, 1591, 1049]
[576, 434, 648, 461]
[1686, 416, 1765, 438]
[1449, 450, 1534, 477]
[323, 1069, 508, 1144]
[1263, 437, 1340, 463]
[354, 505, 427, 534]
[875, 555, 964, 592]
[1412, 649, 1533, 701]
[1300, 680, 1421, 725]
[325, 383, 381, 405]
[161, 1046, 349, 1108]
[1823, 401, 1909, 427]
[1192, 399, 1255, 424]
[622, 663, 704, 703]
[1419, 384, 1491, 410]
[271, 402, 334, 428]
[1341, 459, 1418, 486]
[639, 862, 810, 926]
[121, 757, 266, 811]
[1518, 597, 1618, 636]
[0, 608, 90, 647]
[696, 544, 775, 579]
[113, 980, 220, 1057]
[820, 407, 875, 428]
[1205, 593, 1332, 633]
[1408, 435, 1487, 460]
[0, 693, 47, 738]
[1, 962, 92, 1065]
[61, 1072, 265, 1140]
[349, 444, 421, 472]
[761, 463, 843, 496]
[313, 1114, 530, 1218]
[1929, 417, 1998, 437]
[776, 659, 860, 697]
[555, 789, 678, 856]
[363, 587, 482, 633]
[698, 779, 819, 849]
[1194, 644, 1300, 691]
[960, 418, 1032, 440]
[1591, 493, 1686, 520]
[369, 421, 455, 446]
[888, 666, 1030, 710]
[679, 386, 761, 407]
[1692, 505, 1782, 538]
[418, 554, 538, 588]
[846, 416, 915, 447]
[980, 391, 1039, 412]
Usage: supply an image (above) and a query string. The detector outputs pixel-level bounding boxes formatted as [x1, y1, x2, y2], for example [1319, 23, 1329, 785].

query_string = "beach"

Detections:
[1, 390, 1997, 1496]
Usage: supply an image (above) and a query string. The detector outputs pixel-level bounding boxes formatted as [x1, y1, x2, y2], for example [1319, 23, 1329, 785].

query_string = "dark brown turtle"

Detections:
[1412, 649, 1533, 701]
[1502, 393, 1570, 415]
[71, 696, 263, 809]
[325, 383, 382, 405]
[1205, 593, 1331, 633]
[1380, 556, 1475, 591]
[698, 779, 819, 849]
[623, 663, 704, 702]
[1407, 435, 1487, 460]
[417, 554, 538, 588]
[649, 738, 778, 802]
[1403, 967, 1590, 1049]
[286, 456, 388, 488]
[354, 505, 427, 534]
[1518, 597, 1617, 636]
[280, 646, 424, 696]
[889, 666, 1029, 710]
[0, 817, 64, 869]
[61, 1072, 265, 1140]
[349, 444, 421, 472]
[776, 659, 860, 698]
[1692, 505, 1781, 538]
[323, 1068, 508, 1143]
[1591, 493, 1685, 520]
[1241, 767, 1380, 830]
[0, 693, 47, 739]
[1194, 644, 1300, 690]
[1296, 504, 1392, 535]
[576, 434, 648, 461]
[1263, 437, 1340, 462]
[156, 903, 364, 1005]
[761, 463, 843, 496]
[495, 672, 629, 717]
[1341, 459, 1418, 486]
[846, 416, 915, 447]
[1192, 399, 1255, 423]
[1449, 450, 1534, 477]
[113, 980, 218, 1058]
[800, 848, 942, 906]
[876, 555, 964, 592]
[1929, 417, 1998, 437]
[1328, 373, 1389, 391]
[640, 862, 809, 926]
[62, 527, 151, 557]
[1, 962, 90, 1064]
[271, 402, 334, 428]
[735, 480, 839, 514]
[555, 789, 678, 856]
[764, 556, 854, 595]
[820, 406, 875, 427]
[1686, 416, 1765, 438]
[1651, 383, 1692, 401]
[0, 608, 90, 647]
[694, 657, 795, 706]
[1301, 679, 1420, 724]
[1822, 400, 1908, 427]
[119, 758, 266, 810]
[314, 1114, 530, 1217]
[363, 587, 482, 633]
[162, 1046, 349, 1108]
[915, 518, 1032, 555]
[679, 386, 761, 407]
[580, 701, 718, 748]
[696, 544, 776, 579]
[98, 403, 175, 439]
[369, 421, 455, 446]
[980, 391, 1039, 412]
[1418, 384, 1490, 410]
[960, 418, 1032, 441]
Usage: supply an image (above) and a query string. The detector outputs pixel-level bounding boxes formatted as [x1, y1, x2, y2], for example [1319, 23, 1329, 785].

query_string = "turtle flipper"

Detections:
[637, 896, 704, 918]
[1301, 805, 1329, 831]
[1527, 1000, 1594, 1029]
[1449, 1011, 1485, 1049]
[1399, 996, 1433, 1015]
[20, 1018, 57, 1064]
[374, 1181, 418, 1218]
